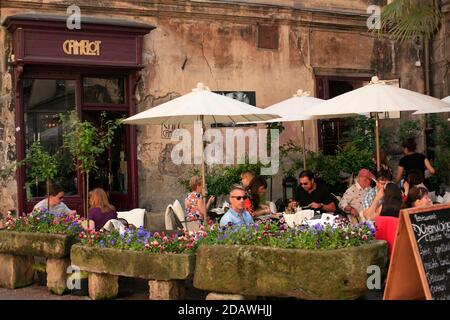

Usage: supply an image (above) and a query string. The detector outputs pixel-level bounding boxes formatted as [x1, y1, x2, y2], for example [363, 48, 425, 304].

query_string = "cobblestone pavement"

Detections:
[0, 277, 206, 300]
[0, 277, 151, 300]
[0, 276, 382, 300]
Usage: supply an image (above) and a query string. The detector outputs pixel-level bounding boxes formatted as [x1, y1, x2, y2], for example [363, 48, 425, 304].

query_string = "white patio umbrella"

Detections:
[412, 96, 450, 115]
[304, 76, 450, 171]
[123, 83, 279, 220]
[239, 90, 322, 170]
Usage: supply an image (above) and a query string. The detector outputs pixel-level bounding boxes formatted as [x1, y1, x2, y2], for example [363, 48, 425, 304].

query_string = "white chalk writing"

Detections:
[415, 214, 437, 222]
[413, 221, 450, 243]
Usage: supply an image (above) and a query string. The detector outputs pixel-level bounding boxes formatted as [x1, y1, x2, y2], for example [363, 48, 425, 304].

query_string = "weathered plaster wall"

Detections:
[0, 0, 424, 212]
[432, 0, 450, 99]
[0, 25, 17, 215]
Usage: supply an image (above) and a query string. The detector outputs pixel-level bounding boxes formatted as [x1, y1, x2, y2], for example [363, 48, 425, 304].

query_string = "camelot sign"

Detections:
[63, 40, 101, 56]
[4, 15, 154, 67]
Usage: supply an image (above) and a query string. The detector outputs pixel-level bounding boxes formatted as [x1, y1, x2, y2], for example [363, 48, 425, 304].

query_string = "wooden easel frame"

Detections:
[384, 203, 450, 300]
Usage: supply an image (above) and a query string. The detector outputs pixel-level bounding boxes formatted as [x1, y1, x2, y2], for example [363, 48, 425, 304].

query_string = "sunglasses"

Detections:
[231, 196, 249, 201]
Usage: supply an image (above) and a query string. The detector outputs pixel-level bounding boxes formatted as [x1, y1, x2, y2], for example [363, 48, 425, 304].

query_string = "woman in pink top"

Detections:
[184, 176, 215, 225]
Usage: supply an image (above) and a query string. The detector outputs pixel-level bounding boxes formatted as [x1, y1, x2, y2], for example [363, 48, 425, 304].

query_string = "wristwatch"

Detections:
[319, 203, 324, 209]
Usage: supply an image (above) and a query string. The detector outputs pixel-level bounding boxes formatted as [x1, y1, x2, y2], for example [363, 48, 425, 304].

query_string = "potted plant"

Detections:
[22, 140, 58, 210]
[0, 208, 85, 292]
[60, 111, 122, 217]
[194, 218, 388, 300]
[70, 227, 207, 300]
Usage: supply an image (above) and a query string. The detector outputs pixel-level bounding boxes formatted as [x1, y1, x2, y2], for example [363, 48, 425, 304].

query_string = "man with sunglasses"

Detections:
[219, 185, 254, 227]
[294, 170, 336, 213]
[33, 183, 76, 215]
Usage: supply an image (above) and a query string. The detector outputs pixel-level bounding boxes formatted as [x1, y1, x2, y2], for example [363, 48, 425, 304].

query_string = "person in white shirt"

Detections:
[33, 183, 76, 215]
[339, 168, 374, 223]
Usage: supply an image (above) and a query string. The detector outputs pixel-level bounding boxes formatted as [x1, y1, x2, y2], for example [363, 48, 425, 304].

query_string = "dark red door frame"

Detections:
[314, 75, 371, 151]
[16, 67, 140, 215]
[4, 15, 154, 215]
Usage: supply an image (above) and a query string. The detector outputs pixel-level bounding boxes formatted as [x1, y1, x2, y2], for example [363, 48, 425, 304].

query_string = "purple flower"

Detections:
[313, 224, 323, 232]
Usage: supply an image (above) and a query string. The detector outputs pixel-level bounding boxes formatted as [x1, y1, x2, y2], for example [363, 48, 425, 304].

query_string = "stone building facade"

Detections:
[0, 0, 429, 214]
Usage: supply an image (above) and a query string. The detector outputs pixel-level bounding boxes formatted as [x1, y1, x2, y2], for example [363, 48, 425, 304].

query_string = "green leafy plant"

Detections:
[60, 111, 122, 217]
[427, 114, 450, 189]
[398, 119, 422, 144]
[23, 140, 58, 209]
[335, 143, 374, 177]
[342, 116, 390, 153]
[378, 0, 442, 43]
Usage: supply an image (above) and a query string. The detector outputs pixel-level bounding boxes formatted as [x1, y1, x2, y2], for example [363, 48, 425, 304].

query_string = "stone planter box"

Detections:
[193, 240, 388, 300]
[0, 230, 77, 293]
[71, 244, 195, 299]
[0, 230, 76, 258]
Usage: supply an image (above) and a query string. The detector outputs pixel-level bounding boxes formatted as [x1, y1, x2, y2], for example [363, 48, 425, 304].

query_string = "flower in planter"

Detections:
[199, 218, 375, 250]
[4, 208, 85, 236]
[78, 226, 209, 254]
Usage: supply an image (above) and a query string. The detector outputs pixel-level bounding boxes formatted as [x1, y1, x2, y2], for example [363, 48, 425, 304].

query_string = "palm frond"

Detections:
[376, 0, 442, 43]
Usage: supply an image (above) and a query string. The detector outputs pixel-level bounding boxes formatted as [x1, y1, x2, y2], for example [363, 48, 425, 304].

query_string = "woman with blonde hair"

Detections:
[184, 176, 215, 225]
[87, 188, 117, 231]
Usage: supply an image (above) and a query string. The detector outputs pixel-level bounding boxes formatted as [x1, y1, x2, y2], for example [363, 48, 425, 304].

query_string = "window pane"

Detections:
[23, 79, 77, 199]
[83, 77, 125, 104]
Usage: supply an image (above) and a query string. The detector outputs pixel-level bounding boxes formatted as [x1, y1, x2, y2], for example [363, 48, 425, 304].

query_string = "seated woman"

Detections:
[184, 176, 215, 225]
[402, 168, 427, 198]
[87, 188, 117, 231]
[406, 186, 433, 208]
[249, 176, 273, 218]
[363, 182, 404, 221]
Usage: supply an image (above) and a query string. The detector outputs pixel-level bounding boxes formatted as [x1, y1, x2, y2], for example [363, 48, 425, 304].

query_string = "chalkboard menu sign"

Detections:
[384, 203, 450, 300]
[409, 209, 450, 300]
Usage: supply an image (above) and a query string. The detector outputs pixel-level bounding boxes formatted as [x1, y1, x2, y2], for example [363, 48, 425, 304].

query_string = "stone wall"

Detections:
[0, 24, 17, 215]
[0, 0, 423, 212]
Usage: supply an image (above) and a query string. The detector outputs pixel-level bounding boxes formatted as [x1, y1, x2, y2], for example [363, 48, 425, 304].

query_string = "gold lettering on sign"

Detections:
[63, 40, 101, 56]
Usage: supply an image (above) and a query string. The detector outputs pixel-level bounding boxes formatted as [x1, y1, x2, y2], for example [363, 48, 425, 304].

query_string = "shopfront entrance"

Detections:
[315, 75, 371, 155]
[4, 14, 155, 215]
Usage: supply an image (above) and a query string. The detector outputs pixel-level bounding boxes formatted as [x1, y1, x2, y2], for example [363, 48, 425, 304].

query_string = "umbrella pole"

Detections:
[375, 113, 381, 172]
[301, 120, 307, 170]
[200, 116, 208, 227]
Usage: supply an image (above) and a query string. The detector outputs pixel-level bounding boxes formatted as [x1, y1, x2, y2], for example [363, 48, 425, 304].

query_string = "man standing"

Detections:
[220, 185, 254, 227]
[339, 168, 374, 223]
[294, 170, 336, 213]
